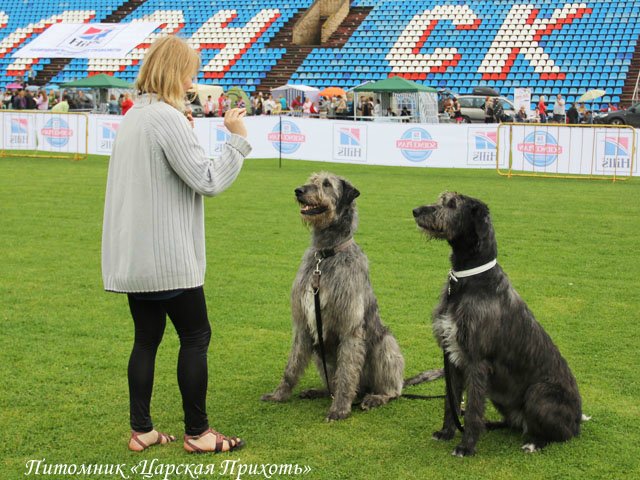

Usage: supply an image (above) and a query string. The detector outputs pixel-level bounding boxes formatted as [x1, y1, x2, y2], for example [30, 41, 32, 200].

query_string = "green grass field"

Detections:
[1, 155, 639, 480]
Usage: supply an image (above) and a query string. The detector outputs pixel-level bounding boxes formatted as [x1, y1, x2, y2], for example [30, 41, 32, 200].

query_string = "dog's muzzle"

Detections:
[295, 187, 328, 216]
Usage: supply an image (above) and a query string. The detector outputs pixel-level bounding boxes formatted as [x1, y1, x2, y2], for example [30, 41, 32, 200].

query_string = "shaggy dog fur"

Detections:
[413, 192, 583, 456]
[262, 173, 406, 421]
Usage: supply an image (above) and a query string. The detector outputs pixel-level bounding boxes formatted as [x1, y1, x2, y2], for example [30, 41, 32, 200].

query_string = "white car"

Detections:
[456, 95, 516, 123]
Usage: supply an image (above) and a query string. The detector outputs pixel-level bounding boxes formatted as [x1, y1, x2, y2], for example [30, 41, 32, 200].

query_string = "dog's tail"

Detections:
[403, 368, 444, 387]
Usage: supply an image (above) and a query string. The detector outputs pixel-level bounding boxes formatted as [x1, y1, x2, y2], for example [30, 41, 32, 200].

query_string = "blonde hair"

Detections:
[135, 35, 200, 112]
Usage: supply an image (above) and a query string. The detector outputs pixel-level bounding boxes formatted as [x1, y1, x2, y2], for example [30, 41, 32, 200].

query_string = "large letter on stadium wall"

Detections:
[386, 5, 480, 78]
[191, 9, 281, 79]
[479, 3, 592, 80]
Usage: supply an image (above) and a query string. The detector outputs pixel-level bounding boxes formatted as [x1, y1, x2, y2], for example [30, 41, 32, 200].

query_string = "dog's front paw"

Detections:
[452, 445, 476, 457]
[432, 429, 456, 441]
[300, 389, 331, 400]
[360, 394, 385, 411]
[261, 391, 289, 402]
[325, 410, 350, 422]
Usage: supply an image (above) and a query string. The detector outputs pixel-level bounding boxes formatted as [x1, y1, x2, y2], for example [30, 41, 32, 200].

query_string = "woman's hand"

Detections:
[224, 108, 247, 138]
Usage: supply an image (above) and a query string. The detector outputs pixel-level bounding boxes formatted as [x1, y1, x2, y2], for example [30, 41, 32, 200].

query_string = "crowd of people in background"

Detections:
[514, 94, 620, 124]
[241, 91, 414, 120]
[1, 80, 625, 123]
[0, 84, 137, 115]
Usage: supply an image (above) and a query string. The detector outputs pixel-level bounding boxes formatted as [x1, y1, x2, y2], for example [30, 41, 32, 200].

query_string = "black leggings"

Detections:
[127, 287, 211, 436]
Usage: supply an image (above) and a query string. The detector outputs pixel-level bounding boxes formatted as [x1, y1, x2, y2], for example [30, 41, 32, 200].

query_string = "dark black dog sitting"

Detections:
[413, 192, 584, 457]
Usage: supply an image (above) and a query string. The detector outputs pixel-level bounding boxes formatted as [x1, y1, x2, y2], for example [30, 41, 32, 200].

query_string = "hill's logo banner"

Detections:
[595, 132, 636, 174]
[97, 121, 120, 154]
[333, 125, 366, 162]
[213, 124, 231, 156]
[4, 115, 36, 149]
[467, 128, 497, 166]
[13, 22, 160, 58]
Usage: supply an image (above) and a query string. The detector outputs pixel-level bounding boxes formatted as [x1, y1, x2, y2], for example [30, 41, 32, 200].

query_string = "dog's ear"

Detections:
[339, 180, 360, 209]
[471, 201, 492, 242]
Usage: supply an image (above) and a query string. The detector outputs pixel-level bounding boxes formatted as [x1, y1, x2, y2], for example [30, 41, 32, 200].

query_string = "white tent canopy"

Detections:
[271, 84, 320, 106]
[194, 84, 224, 105]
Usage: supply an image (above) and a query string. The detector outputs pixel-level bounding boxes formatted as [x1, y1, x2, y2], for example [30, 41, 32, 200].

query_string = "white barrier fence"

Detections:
[1, 110, 88, 159]
[2, 111, 637, 178]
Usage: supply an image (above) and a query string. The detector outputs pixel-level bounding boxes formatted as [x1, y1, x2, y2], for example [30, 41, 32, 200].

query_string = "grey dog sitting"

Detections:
[262, 172, 405, 421]
[413, 192, 584, 456]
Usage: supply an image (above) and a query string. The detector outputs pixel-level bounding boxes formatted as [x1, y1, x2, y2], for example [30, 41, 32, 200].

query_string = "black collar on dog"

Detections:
[315, 238, 354, 260]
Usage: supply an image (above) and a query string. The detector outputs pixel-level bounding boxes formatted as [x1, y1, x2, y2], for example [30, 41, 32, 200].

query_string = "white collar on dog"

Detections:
[449, 259, 497, 283]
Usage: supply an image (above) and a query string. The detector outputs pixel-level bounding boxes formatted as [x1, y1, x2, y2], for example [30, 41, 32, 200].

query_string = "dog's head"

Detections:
[294, 172, 360, 231]
[413, 192, 495, 254]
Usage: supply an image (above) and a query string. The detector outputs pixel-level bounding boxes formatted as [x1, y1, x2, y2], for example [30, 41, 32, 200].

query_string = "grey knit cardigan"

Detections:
[102, 94, 251, 293]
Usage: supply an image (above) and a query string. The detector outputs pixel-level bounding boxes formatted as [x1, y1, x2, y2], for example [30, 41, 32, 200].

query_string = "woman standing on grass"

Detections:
[101, 35, 251, 454]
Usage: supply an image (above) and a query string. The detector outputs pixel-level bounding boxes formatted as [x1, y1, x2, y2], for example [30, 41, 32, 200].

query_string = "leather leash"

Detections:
[311, 239, 354, 397]
[444, 351, 465, 433]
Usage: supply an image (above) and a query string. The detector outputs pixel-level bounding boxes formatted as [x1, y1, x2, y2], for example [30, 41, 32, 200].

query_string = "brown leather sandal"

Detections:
[129, 430, 176, 452]
[183, 428, 245, 454]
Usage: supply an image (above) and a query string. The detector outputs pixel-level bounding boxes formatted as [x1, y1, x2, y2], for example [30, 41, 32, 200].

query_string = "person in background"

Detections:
[108, 94, 120, 115]
[552, 94, 566, 123]
[531, 106, 541, 123]
[361, 96, 372, 120]
[318, 96, 329, 119]
[25, 90, 36, 110]
[484, 96, 494, 123]
[3, 90, 13, 108]
[373, 98, 382, 117]
[12, 90, 27, 110]
[217, 93, 227, 117]
[35, 90, 48, 111]
[302, 97, 314, 116]
[101, 34, 251, 455]
[336, 95, 348, 117]
[51, 94, 70, 113]
[328, 96, 337, 118]
[120, 92, 134, 116]
[204, 95, 215, 118]
[346, 94, 354, 117]
[48, 90, 58, 109]
[577, 102, 586, 121]
[582, 110, 594, 124]
[566, 103, 580, 124]
[278, 95, 287, 112]
[252, 92, 263, 116]
[290, 95, 302, 114]
[452, 97, 463, 123]
[515, 105, 528, 123]
[263, 94, 276, 115]
[538, 95, 547, 123]
[492, 97, 504, 123]
[77, 90, 94, 110]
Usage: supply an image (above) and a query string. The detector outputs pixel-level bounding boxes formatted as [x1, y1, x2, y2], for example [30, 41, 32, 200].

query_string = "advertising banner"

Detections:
[3, 111, 633, 177]
[2, 113, 37, 150]
[34, 113, 87, 154]
[13, 23, 160, 59]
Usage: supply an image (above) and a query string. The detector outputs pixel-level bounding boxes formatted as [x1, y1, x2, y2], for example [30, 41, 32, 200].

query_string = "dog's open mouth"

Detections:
[416, 219, 446, 238]
[299, 203, 328, 215]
